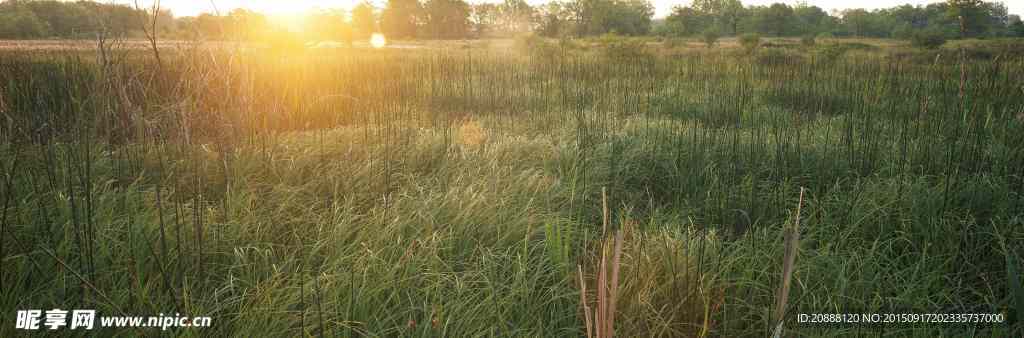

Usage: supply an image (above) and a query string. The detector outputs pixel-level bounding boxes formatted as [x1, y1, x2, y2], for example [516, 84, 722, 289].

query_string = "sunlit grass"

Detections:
[0, 40, 1022, 336]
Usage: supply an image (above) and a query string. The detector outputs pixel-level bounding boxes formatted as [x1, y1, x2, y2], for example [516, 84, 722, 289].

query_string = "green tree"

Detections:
[759, 3, 794, 36]
[739, 32, 760, 53]
[0, 9, 50, 39]
[17, 0, 89, 37]
[946, 0, 986, 37]
[842, 8, 871, 37]
[692, 0, 742, 34]
[1010, 15, 1024, 37]
[566, 0, 651, 36]
[793, 4, 830, 35]
[718, 0, 745, 35]
[665, 6, 711, 36]
[981, 2, 1009, 36]
[889, 4, 929, 30]
[423, 0, 470, 39]
[665, 0, 740, 36]
[610, 0, 653, 35]
[701, 27, 719, 47]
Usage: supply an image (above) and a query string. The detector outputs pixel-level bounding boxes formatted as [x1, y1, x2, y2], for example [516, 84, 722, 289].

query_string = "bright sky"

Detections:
[125, 0, 1022, 19]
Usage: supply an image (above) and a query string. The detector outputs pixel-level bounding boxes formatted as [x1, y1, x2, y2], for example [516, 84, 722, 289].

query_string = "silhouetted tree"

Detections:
[759, 3, 794, 37]
[352, 2, 377, 39]
[381, 0, 422, 39]
[423, 0, 470, 39]
[470, 3, 500, 37]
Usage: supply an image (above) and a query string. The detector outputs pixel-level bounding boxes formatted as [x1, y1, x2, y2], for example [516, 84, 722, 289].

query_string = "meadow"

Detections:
[0, 37, 1022, 337]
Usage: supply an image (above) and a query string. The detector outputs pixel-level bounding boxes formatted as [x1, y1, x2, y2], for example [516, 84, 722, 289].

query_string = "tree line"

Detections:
[1, 0, 1022, 41]
[661, 0, 1022, 39]
[0, 0, 173, 39]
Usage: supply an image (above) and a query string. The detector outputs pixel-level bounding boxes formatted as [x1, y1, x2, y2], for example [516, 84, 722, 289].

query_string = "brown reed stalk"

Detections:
[579, 264, 593, 338]
[602, 186, 609, 235]
[772, 187, 805, 337]
[579, 186, 624, 338]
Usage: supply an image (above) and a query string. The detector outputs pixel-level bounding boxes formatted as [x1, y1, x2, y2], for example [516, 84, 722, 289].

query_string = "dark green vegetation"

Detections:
[662, 0, 1024, 40]
[1, 39, 1023, 336]
[2, 0, 1024, 42]
[0, 0, 169, 39]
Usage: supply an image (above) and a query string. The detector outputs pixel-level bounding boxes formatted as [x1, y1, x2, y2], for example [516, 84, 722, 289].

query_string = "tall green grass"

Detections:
[0, 41, 1022, 336]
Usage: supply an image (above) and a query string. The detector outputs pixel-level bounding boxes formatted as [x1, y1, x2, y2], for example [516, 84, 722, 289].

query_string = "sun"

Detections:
[370, 33, 387, 48]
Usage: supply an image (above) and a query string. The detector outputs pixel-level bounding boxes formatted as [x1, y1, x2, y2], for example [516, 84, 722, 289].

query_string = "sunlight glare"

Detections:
[370, 33, 387, 49]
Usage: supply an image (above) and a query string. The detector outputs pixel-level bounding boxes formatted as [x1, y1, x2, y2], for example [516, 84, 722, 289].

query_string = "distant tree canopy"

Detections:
[0, 0, 1021, 41]
[661, 0, 1020, 39]
[382, 0, 422, 39]
[0, 0, 163, 39]
[422, 0, 471, 39]
[351, 2, 377, 39]
[307, 9, 354, 43]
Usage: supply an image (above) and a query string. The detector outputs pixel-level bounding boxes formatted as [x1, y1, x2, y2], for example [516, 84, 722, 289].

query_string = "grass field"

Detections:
[1, 37, 1023, 336]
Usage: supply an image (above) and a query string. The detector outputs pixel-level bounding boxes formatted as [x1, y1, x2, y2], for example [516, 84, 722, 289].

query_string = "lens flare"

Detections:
[370, 33, 387, 48]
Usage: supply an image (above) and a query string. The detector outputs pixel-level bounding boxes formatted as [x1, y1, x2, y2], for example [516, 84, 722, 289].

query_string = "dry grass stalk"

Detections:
[581, 232, 624, 338]
[602, 186, 609, 235]
[772, 187, 805, 336]
[578, 186, 624, 338]
[606, 231, 623, 337]
[579, 264, 593, 338]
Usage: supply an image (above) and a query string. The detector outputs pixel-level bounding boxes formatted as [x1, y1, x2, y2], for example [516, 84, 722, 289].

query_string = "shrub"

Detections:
[910, 30, 946, 49]
[603, 39, 650, 60]
[815, 43, 848, 61]
[801, 34, 816, 47]
[702, 28, 720, 48]
[739, 33, 760, 53]
[663, 37, 685, 49]
[597, 32, 624, 44]
[0, 10, 51, 39]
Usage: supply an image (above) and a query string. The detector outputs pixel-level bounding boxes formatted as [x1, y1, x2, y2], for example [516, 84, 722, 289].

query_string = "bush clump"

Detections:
[739, 33, 760, 53]
[663, 37, 685, 49]
[910, 30, 947, 49]
[603, 38, 650, 60]
[815, 43, 848, 61]
[702, 28, 720, 48]
[801, 34, 816, 47]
